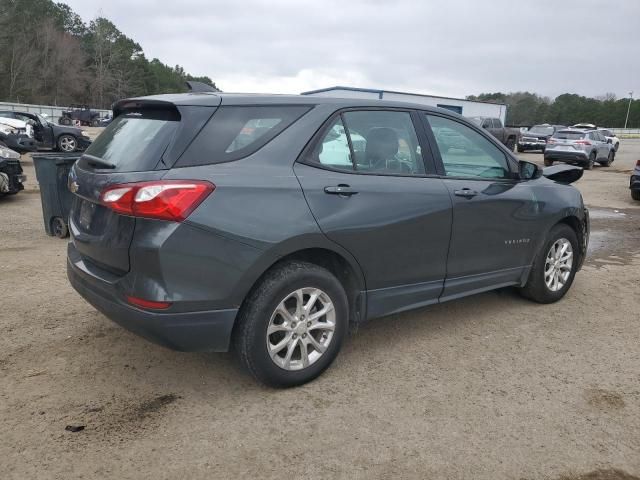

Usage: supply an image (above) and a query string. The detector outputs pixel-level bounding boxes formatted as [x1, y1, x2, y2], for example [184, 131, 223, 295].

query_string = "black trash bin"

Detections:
[33, 152, 81, 238]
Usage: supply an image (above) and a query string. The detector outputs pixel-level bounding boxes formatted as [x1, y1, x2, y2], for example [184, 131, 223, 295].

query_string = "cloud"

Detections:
[63, 0, 640, 99]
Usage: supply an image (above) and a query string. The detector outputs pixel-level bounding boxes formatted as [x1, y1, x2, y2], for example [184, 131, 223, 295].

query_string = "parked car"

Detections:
[544, 128, 615, 169]
[58, 105, 101, 127]
[0, 145, 26, 196]
[0, 118, 37, 153]
[67, 94, 589, 387]
[469, 116, 520, 151]
[99, 113, 113, 127]
[631, 160, 640, 201]
[598, 128, 620, 152]
[517, 124, 566, 153]
[0, 111, 92, 152]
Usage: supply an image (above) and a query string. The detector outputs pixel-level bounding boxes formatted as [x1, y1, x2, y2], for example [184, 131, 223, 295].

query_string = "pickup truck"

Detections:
[469, 117, 520, 151]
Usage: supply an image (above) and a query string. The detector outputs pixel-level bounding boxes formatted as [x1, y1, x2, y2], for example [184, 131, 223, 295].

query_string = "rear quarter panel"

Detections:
[160, 104, 366, 305]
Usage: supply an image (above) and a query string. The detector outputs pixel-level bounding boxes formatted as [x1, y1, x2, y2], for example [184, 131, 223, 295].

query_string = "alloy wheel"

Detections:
[266, 287, 336, 371]
[544, 238, 573, 292]
[59, 136, 76, 152]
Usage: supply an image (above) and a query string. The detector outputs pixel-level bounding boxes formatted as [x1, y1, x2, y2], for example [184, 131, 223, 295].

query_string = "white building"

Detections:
[301, 86, 507, 125]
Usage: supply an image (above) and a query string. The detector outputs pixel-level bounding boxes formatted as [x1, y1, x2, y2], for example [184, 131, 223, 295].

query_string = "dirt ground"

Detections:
[1, 134, 639, 480]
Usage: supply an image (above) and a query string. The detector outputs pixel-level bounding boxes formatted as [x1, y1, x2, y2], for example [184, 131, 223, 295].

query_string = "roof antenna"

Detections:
[185, 81, 217, 93]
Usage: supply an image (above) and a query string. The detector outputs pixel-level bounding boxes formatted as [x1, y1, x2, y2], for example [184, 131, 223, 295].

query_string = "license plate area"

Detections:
[79, 200, 97, 229]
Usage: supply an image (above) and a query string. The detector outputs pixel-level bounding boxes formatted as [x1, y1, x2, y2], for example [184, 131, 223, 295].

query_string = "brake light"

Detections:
[126, 296, 172, 310]
[575, 140, 592, 145]
[100, 180, 215, 221]
[547, 138, 556, 145]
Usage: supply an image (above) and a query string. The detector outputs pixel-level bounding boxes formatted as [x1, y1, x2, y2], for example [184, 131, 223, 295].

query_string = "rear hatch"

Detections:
[547, 130, 586, 151]
[69, 99, 217, 274]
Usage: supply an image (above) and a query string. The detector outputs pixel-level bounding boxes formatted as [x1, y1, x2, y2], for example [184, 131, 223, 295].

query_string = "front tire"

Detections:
[520, 224, 579, 304]
[233, 261, 348, 388]
[57, 134, 77, 152]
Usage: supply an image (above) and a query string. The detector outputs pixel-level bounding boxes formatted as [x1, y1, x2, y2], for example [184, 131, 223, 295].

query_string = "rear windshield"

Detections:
[553, 131, 585, 140]
[176, 105, 311, 167]
[528, 125, 554, 135]
[81, 109, 179, 172]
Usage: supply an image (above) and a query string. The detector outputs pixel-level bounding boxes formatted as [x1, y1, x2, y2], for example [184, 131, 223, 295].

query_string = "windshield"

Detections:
[528, 125, 554, 135]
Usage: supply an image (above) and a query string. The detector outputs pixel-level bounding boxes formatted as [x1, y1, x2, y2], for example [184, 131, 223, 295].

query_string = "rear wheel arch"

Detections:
[236, 247, 366, 333]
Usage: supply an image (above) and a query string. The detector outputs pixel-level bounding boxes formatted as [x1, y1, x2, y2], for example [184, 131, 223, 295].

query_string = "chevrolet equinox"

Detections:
[67, 93, 590, 387]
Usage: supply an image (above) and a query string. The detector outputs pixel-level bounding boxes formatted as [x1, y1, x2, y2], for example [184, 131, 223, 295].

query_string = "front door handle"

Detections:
[454, 188, 478, 198]
[324, 185, 358, 196]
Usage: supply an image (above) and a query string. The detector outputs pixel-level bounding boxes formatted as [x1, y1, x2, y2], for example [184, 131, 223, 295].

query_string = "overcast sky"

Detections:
[63, 0, 639, 100]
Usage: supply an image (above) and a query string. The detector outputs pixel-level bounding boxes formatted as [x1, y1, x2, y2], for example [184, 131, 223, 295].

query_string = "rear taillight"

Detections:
[100, 180, 215, 222]
[126, 296, 172, 310]
[547, 138, 556, 145]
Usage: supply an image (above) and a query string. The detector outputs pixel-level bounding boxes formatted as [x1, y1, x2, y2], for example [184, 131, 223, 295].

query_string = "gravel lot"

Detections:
[1, 133, 639, 480]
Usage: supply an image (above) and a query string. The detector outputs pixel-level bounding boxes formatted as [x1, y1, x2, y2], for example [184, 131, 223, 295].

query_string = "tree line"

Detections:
[0, 0, 218, 109]
[467, 92, 639, 128]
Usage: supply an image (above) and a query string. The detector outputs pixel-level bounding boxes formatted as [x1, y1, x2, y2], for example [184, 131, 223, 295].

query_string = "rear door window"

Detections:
[80, 109, 179, 172]
[176, 105, 311, 167]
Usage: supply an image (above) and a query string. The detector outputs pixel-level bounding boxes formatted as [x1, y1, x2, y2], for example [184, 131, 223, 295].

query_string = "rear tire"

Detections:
[517, 145, 524, 153]
[51, 217, 69, 238]
[544, 158, 553, 166]
[600, 150, 614, 167]
[233, 261, 348, 388]
[520, 224, 579, 304]
[632, 190, 640, 201]
[614, 142, 619, 152]
[505, 137, 516, 151]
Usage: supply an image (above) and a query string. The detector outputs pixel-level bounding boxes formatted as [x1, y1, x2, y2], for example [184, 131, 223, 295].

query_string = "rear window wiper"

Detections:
[83, 154, 116, 170]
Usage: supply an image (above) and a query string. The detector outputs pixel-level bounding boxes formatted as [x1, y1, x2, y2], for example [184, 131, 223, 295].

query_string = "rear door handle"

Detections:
[324, 185, 358, 196]
[454, 188, 478, 198]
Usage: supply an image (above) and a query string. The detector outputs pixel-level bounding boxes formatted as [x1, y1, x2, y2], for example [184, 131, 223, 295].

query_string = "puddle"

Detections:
[584, 208, 639, 266]
[589, 208, 627, 220]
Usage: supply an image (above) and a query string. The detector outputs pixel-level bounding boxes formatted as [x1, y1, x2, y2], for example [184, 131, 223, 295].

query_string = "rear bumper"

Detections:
[518, 141, 546, 150]
[67, 243, 237, 352]
[544, 150, 589, 163]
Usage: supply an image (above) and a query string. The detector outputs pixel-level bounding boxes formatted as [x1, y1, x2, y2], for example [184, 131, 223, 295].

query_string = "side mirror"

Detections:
[519, 160, 542, 180]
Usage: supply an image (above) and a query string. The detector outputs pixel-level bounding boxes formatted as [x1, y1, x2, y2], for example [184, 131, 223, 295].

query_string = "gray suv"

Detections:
[67, 93, 589, 387]
[544, 129, 615, 169]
